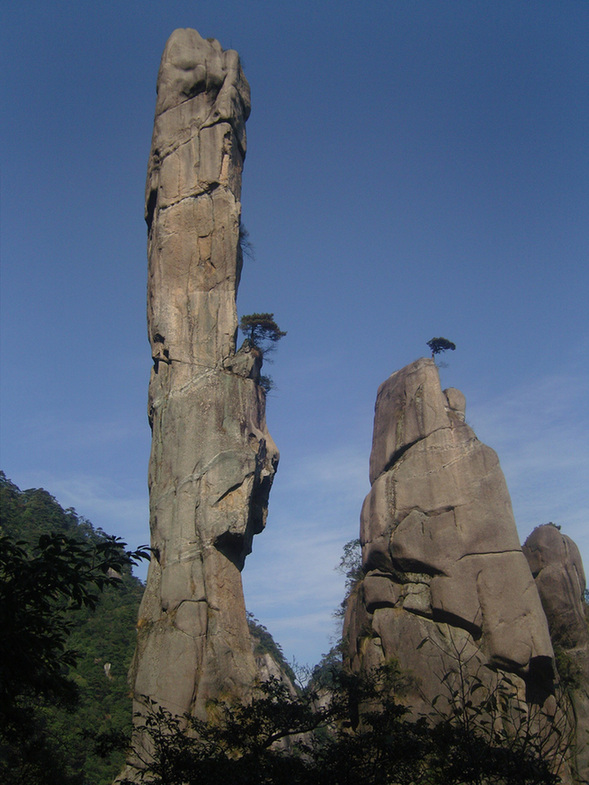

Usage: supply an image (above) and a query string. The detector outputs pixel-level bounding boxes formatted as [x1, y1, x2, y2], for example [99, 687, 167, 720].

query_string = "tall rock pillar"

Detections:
[129, 29, 278, 727]
[344, 358, 555, 710]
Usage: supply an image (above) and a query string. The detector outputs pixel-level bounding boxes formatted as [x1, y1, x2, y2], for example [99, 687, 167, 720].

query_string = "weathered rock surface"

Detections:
[126, 27, 278, 763]
[524, 525, 588, 649]
[524, 525, 589, 782]
[345, 358, 555, 713]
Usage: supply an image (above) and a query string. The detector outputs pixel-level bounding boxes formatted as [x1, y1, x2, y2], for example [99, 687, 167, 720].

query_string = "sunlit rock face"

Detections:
[523, 525, 588, 649]
[128, 28, 278, 738]
[344, 358, 555, 711]
[524, 525, 589, 782]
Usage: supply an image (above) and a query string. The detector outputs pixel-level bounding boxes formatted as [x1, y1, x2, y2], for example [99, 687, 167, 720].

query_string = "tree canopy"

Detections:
[427, 337, 456, 357]
[239, 313, 286, 354]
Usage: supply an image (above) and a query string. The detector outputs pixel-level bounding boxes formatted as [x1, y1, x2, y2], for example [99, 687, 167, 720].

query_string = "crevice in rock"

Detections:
[146, 188, 157, 231]
[431, 607, 482, 638]
[156, 85, 222, 117]
[375, 424, 454, 484]
[392, 554, 446, 577]
[153, 182, 222, 217]
[214, 530, 247, 569]
[458, 549, 522, 560]
[380, 438, 420, 475]
[214, 480, 245, 505]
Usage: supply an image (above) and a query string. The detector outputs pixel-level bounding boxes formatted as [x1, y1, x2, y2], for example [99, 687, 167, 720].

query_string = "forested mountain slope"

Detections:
[0, 473, 291, 784]
[0, 472, 145, 785]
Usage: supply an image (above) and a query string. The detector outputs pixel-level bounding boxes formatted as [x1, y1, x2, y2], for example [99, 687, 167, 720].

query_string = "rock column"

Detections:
[344, 358, 554, 710]
[129, 29, 278, 728]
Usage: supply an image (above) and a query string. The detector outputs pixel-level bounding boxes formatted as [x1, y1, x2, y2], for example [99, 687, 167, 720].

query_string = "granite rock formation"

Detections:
[344, 358, 555, 713]
[524, 525, 589, 782]
[523, 525, 588, 652]
[128, 26, 278, 743]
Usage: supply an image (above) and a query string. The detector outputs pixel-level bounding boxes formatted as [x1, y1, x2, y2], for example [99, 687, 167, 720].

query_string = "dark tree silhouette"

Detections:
[427, 337, 456, 357]
[121, 662, 566, 785]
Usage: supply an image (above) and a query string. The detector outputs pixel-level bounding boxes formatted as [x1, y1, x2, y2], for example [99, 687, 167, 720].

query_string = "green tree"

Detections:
[334, 537, 363, 620]
[238, 223, 255, 260]
[239, 313, 286, 393]
[0, 472, 149, 785]
[427, 337, 456, 357]
[0, 532, 147, 715]
[420, 634, 569, 785]
[239, 313, 287, 354]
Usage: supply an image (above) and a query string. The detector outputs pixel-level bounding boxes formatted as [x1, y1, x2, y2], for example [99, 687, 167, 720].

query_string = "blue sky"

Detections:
[1, 1, 588, 667]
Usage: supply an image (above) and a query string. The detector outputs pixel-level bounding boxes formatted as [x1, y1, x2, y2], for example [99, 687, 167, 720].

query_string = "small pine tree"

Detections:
[427, 337, 456, 358]
[239, 313, 286, 354]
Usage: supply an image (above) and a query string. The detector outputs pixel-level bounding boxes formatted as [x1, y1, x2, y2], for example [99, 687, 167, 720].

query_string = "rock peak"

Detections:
[345, 358, 554, 712]
[123, 31, 277, 778]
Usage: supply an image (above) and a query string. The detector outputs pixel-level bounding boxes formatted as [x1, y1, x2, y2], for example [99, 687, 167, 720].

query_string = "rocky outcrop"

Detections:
[127, 26, 278, 758]
[344, 358, 555, 713]
[524, 525, 589, 782]
[523, 525, 588, 651]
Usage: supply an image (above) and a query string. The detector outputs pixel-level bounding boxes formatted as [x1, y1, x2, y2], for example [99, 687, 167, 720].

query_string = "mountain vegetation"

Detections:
[122, 660, 566, 785]
[0, 472, 147, 785]
[0, 474, 299, 784]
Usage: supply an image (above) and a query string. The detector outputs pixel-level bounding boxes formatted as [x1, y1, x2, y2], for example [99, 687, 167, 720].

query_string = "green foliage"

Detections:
[238, 222, 255, 260]
[239, 313, 287, 354]
[310, 644, 345, 688]
[123, 659, 565, 785]
[259, 374, 275, 393]
[420, 634, 570, 785]
[125, 678, 323, 785]
[239, 313, 286, 393]
[247, 612, 297, 685]
[553, 646, 583, 693]
[0, 532, 146, 711]
[0, 472, 149, 785]
[427, 336, 456, 357]
[334, 537, 363, 619]
[337, 538, 363, 593]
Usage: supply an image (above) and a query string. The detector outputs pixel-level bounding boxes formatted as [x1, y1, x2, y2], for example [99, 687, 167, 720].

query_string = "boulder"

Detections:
[524, 524, 589, 782]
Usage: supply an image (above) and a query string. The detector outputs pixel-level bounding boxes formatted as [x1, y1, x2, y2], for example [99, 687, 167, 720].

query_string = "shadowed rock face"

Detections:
[128, 29, 278, 733]
[345, 358, 554, 709]
[524, 525, 589, 782]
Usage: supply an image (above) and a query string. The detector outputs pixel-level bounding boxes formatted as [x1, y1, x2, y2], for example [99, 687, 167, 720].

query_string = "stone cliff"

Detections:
[344, 358, 555, 713]
[524, 524, 589, 782]
[127, 26, 278, 750]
